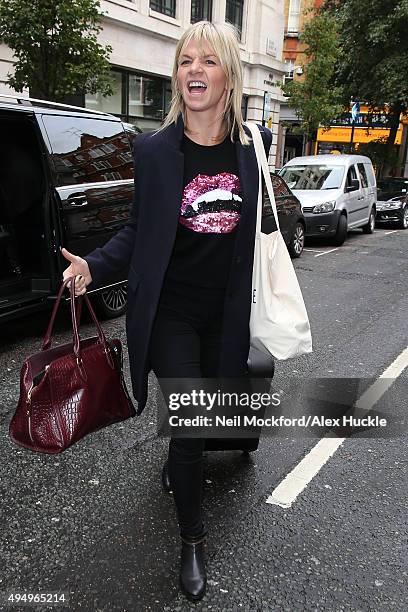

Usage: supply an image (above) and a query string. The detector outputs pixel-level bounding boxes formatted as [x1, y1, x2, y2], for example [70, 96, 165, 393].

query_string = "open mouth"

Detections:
[187, 80, 208, 94]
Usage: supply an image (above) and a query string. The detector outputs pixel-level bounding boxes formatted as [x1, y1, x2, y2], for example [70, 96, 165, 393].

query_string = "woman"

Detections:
[62, 20, 272, 602]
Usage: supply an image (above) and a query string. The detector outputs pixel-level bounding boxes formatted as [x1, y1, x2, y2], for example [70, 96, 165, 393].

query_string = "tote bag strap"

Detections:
[244, 122, 280, 234]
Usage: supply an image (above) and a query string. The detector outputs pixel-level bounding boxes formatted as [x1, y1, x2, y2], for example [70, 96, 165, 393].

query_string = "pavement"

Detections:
[0, 226, 407, 611]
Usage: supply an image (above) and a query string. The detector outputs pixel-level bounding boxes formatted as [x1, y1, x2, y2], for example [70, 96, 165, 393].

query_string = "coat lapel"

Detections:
[148, 115, 185, 252]
[235, 124, 259, 232]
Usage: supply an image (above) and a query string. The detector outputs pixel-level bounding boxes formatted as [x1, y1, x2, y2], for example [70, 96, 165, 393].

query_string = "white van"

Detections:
[279, 155, 377, 245]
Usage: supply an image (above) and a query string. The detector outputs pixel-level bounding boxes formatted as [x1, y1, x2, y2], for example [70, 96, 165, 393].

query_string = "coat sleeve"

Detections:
[84, 134, 145, 290]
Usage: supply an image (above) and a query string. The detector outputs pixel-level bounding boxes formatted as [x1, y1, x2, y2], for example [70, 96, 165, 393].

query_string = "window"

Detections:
[280, 165, 345, 190]
[129, 74, 164, 120]
[118, 151, 133, 163]
[365, 164, 376, 188]
[103, 171, 123, 181]
[101, 143, 117, 154]
[91, 160, 112, 170]
[241, 95, 248, 121]
[284, 59, 295, 84]
[287, 0, 300, 34]
[357, 163, 368, 188]
[346, 165, 359, 189]
[85, 71, 123, 115]
[191, 0, 212, 23]
[85, 70, 171, 132]
[150, 0, 176, 18]
[88, 147, 106, 159]
[226, 0, 244, 39]
[164, 81, 172, 117]
[42, 115, 133, 186]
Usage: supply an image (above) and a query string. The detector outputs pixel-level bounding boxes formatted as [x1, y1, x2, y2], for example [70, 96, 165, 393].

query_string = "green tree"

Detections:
[0, 0, 113, 103]
[282, 12, 343, 154]
[325, 0, 408, 172]
[358, 137, 400, 178]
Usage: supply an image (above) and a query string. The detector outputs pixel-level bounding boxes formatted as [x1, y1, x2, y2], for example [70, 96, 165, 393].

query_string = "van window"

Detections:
[357, 163, 368, 188]
[280, 165, 344, 190]
[42, 115, 134, 186]
[346, 165, 359, 188]
[364, 163, 376, 187]
[0, 117, 46, 278]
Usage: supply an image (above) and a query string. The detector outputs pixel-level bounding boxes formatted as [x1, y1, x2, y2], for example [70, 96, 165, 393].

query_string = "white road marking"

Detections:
[383, 230, 399, 235]
[314, 247, 339, 258]
[304, 248, 325, 253]
[266, 345, 408, 508]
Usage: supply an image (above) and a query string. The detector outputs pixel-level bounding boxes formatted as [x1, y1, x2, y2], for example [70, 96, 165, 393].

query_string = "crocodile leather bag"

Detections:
[9, 277, 135, 454]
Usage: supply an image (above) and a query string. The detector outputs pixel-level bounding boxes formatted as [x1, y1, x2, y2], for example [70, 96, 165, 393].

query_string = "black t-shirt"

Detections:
[164, 132, 242, 289]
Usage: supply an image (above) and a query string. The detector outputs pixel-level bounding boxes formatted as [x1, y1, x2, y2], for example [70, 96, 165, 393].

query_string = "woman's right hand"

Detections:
[61, 247, 93, 296]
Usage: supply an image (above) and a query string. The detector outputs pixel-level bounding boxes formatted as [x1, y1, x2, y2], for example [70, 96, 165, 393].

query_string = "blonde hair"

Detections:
[157, 21, 250, 146]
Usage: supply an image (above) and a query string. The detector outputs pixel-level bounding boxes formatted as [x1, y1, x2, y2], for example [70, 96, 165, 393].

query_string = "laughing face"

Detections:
[177, 40, 229, 116]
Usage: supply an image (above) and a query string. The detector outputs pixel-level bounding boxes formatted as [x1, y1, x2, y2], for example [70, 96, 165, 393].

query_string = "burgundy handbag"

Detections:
[9, 277, 135, 454]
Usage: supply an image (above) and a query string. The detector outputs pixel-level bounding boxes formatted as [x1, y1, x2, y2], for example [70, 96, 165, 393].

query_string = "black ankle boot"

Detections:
[179, 536, 207, 602]
[161, 460, 173, 493]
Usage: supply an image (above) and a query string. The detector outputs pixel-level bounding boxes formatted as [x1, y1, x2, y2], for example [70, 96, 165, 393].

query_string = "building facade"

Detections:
[278, 0, 321, 167]
[0, 42, 23, 95]
[0, 0, 286, 168]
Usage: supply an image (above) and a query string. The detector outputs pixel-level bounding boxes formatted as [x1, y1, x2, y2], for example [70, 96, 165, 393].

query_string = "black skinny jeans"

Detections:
[149, 279, 233, 541]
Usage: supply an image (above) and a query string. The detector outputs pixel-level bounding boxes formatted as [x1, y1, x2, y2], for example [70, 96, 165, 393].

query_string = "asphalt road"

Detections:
[0, 226, 407, 612]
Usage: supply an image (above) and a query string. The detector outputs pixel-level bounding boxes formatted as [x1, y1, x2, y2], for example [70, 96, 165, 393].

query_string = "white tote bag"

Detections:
[245, 121, 313, 360]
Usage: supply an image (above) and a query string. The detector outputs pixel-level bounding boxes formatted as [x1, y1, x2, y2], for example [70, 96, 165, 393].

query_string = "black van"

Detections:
[0, 94, 137, 322]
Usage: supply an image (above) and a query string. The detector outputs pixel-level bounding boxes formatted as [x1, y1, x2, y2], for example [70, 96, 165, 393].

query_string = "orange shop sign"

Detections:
[317, 126, 402, 145]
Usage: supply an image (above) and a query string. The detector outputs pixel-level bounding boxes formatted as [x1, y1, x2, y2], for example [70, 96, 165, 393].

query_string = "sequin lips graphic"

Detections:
[180, 172, 242, 233]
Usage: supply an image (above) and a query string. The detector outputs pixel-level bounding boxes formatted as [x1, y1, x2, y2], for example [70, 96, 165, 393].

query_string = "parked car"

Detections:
[376, 177, 408, 229]
[0, 94, 135, 322]
[279, 154, 377, 246]
[263, 173, 306, 258]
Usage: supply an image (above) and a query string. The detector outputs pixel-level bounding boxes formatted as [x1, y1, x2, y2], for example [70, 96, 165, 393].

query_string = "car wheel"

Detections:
[288, 222, 305, 258]
[362, 207, 376, 234]
[94, 284, 127, 319]
[332, 214, 347, 246]
[398, 206, 408, 229]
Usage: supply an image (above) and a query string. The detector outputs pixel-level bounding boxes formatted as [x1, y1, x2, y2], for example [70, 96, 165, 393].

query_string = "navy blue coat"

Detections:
[85, 114, 272, 414]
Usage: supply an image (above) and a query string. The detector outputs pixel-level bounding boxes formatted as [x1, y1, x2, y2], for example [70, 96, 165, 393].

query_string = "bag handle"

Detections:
[42, 277, 73, 350]
[244, 122, 280, 234]
[42, 277, 115, 369]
